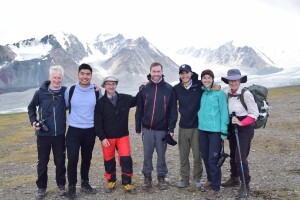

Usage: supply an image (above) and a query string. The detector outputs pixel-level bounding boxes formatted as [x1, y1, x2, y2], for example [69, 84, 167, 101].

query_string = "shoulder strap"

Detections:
[68, 85, 99, 113]
[95, 90, 100, 101]
[240, 87, 248, 110]
[68, 85, 75, 114]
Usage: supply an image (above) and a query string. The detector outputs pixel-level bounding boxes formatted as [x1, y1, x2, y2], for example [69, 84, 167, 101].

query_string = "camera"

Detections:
[35, 120, 49, 132]
[216, 152, 229, 168]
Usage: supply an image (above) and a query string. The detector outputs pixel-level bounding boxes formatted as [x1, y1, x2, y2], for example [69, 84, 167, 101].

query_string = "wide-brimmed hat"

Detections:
[179, 64, 192, 74]
[101, 76, 119, 87]
[221, 69, 247, 84]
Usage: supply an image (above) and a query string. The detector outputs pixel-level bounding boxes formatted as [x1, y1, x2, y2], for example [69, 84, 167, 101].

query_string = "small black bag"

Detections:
[162, 134, 177, 146]
[216, 140, 229, 167]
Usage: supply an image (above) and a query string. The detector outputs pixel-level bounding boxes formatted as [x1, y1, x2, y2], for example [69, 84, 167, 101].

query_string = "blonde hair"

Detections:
[49, 65, 64, 77]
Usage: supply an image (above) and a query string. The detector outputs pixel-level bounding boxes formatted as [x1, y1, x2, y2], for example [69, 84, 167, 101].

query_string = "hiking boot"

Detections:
[203, 181, 212, 191]
[65, 185, 76, 200]
[57, 185, 66, 196]
[236, 184, 250, 199]
[142, 175, 152, 191]
[124, 184, 137, 194]
[105, 181, 116, 193]
[205, 190, 220, 200]
[221, 176, 240, 187]
[176, 179, 189, 188]
[157, 177, 168, 190]
[81, 180, 97, 194]
[35, 188, 46, 200]
[194, 179, 203, 189]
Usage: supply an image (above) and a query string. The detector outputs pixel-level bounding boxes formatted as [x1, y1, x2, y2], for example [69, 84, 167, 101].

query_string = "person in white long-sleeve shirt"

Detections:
[220, 69, 259, 199]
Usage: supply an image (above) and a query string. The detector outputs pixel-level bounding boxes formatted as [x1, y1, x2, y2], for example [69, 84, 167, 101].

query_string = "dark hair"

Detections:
[150, 62, 163, 71]
[78, 63, 93, 74]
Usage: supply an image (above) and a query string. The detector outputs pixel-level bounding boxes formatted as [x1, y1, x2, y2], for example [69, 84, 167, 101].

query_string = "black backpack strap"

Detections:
[68, 85, 75, 114]
[95, 90, 100, 101]
[69, 85, 99, 114]
[239, 87, 248, 111]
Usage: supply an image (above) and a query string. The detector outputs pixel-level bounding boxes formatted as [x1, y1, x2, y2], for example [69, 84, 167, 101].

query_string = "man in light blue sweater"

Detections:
[64, 63, 102, 199]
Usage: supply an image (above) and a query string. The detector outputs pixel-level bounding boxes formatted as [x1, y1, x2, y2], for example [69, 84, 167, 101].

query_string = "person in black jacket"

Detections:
[135, 62, 178, 191]
[94, 76, 137, 194]
[173, 64, 204, 189]
[28, 65, 67, 200]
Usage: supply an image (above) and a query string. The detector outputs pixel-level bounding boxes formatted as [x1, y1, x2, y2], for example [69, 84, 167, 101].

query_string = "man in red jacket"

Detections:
[94, 76, 137, 194]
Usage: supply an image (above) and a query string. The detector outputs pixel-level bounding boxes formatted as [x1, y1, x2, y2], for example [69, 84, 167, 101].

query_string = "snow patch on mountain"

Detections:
[8, 42, 52, 61]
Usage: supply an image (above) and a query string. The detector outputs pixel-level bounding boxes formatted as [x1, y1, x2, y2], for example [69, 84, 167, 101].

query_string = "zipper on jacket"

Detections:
[163, 95, 166, 126]
[150, 84, 158, 129]
[143, 94, 148, 121]
[53, 107, 57, 136]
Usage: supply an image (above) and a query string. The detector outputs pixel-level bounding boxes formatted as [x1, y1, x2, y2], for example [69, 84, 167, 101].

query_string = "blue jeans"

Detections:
[199, 130, 222, 191]
[66, 126, 95, 186]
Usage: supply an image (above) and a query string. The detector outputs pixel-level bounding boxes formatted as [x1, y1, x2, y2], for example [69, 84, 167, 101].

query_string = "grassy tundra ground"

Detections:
[0, 86, 299, 199]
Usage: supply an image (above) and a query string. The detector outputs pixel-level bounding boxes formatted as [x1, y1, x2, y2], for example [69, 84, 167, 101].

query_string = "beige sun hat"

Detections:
[101, 76, 119, 87]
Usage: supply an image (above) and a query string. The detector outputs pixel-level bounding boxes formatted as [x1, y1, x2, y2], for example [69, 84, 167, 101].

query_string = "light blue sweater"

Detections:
[197, 87, 229, 138]
[65, 83, 102, 129]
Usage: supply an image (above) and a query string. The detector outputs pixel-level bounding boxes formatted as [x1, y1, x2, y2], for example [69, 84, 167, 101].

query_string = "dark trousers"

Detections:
[66, 126, 96, 186]
[228, 125, 254, 184]
[36, 134, 66, 189]
[199, 130, 222, 191]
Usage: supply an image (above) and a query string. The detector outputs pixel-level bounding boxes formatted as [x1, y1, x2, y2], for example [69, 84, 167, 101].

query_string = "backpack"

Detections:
[68, 85, 100, 114]
[240, 84, 269, 129]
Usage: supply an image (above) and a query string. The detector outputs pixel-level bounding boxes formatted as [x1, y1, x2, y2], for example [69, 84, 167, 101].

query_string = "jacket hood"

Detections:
[40, 80, 50, 90]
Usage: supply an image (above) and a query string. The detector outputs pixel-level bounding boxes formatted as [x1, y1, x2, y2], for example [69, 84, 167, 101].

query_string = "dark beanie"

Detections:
[201, 69, 214, 79]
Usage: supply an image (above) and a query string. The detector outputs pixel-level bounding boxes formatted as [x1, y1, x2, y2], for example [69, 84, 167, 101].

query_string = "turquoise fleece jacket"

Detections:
[198, 87, 229, 139]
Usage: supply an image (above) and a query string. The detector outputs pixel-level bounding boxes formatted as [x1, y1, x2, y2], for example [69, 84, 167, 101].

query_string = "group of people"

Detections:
[28, 62, 259, 200]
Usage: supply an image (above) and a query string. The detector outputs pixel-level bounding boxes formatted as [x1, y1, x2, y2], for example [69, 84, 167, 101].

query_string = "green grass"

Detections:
[268, 85, 300, 99]
[0, 174, 36, 188]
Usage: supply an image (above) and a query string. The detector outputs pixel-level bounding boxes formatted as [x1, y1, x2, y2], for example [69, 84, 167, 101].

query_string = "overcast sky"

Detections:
[1, 0, 300, 51]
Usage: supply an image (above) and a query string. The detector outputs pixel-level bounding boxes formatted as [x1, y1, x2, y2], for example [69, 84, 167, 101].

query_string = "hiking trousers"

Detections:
[228, 125, 254, 184]
[36, 134, 66, 189]
[199, 130, 222, 191]
[142, 128, 168, 178]
[66, 126, 96, 186]
[102, 135, 133, 185]
[178, 127, 203, 181]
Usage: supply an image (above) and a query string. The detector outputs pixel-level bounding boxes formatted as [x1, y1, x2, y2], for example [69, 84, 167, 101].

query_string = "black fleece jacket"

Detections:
[94, 92, 137, 141]
[173, 72, 203, 128]
[135, 76, 178, 133]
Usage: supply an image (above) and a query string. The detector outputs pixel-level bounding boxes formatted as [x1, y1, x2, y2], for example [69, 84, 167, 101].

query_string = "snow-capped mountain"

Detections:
[0, 32, 180, 94]
[0, 32, 299, 114]
[0, 32, 96, 94]
[176, 41, 282, 75]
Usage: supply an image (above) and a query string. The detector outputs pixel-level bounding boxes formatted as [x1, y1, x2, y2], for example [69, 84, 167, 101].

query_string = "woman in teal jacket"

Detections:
[197, 69, 229, 200]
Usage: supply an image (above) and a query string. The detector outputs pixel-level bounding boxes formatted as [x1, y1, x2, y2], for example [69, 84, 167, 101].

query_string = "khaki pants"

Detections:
[178, 127, 203, 180]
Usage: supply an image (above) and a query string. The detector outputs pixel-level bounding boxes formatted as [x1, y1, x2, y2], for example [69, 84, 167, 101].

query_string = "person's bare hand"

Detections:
[212, 84, 221, 91]
[101, 139, 110, 147]
[32, 121, 41, 131]
[94, 84, 101, 92]
[232, 116, 242, 126]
